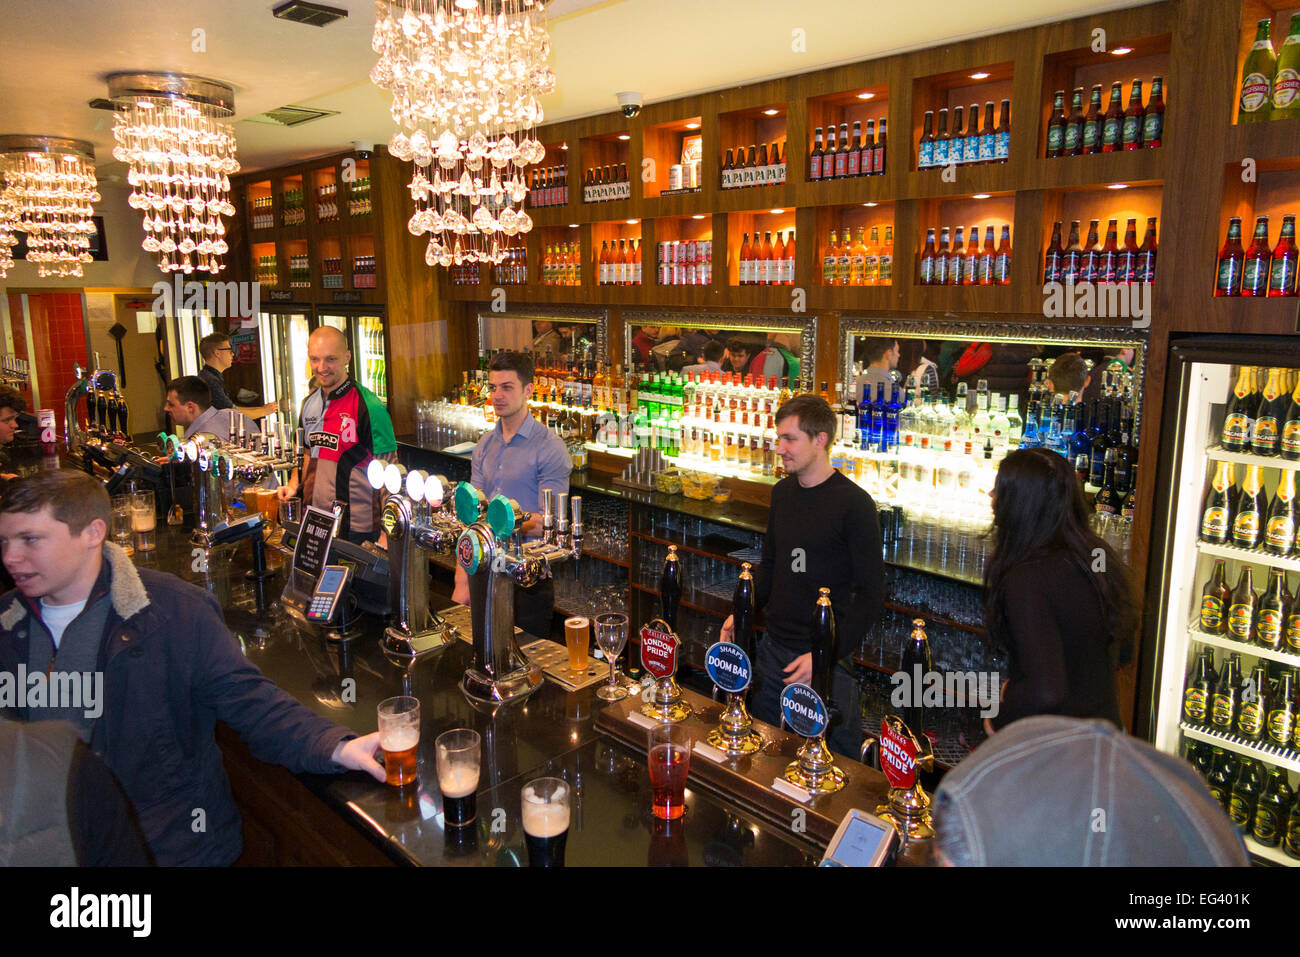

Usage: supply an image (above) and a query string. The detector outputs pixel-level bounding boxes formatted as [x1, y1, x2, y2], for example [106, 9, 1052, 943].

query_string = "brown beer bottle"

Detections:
[1121, 79, 1145, 149]
[1232, 465, 1266, 549]
[1253, 766, 1293, 848]
[1257, 570, 1289, 653]
[1200, 460, 1235, 545]
[1183, 649, 1215, 726]
[1252, 367, 1285, 456]
[1200, 559, 1232, 634]
[1238, 663, 1271, 741]
[1226, 569, 1257, 645]
[1266, 467, 1299, 556]
[1046, 91, 1066, 158]
[1227, 757, 1261, 833]
[1268, 670, 1297, 746]
[1065, 87, 1086, 156]
[1206, 747, 1238, 809]
[1082, 84, 1104, 154]
[1280, 373, 1300, 460]
[1101, 81, 1124, 152]
[1222, 367, 1255, 451]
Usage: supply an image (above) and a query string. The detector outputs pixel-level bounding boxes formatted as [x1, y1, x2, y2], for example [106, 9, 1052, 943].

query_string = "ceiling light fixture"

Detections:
[0, 135, 101, 279]
[1108, 182, 1129, 189]
[857, 92, 875, 100]
[106, 73, 239, 275]
[617, 134, 631, 141]
[1111, 46, 1133, 56]
[691, 214, 705, 219]
[685, 121, 700, 129]
[371, 0, 554, 268]
[763, 109, 779, 116]
[973, 193, 991, 199]
[970, 72, 990, 80]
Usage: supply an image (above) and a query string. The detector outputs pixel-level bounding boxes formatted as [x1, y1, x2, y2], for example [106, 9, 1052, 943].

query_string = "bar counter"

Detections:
[138, 521, 907, 867]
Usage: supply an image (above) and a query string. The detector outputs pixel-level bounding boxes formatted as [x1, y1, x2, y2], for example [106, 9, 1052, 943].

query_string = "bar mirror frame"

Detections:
[623, 310, 818, 393]
[838, 317, 1149, 433]
[477, 306, 610, 366]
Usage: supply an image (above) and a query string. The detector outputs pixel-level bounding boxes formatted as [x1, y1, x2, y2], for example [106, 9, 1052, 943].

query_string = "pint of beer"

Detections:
[521, 777, 570, 867]
[564, 616, 590, 672]
[435, 728, 480, 827]
[377, 696, 421, 787]
[648, 723, 691, 820]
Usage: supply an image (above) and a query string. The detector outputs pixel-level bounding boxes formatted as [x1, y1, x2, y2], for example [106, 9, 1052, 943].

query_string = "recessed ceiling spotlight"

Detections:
[970, 72, 990, 80]
[973, 193, 991, 199]
[617, 134, 630, 141]
[763, 109, 779, 116]
[1107, 183, 1129, 189]
[1111, 46, 1133, 56]
[857, 92, 875, 100]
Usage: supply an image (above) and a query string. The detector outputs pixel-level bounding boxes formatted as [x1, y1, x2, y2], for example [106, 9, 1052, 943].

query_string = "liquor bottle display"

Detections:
[918, 99, 1009, 169]
[720, 139, 788, 189]
[529, 166, 569, 208]
[1215, 215, 1300, 298]
[1046, 216, 1157, 284]
[919, 223, 1009, 285]
[583, 164, 631, 203]
[807, 117, 886, 179]
[740, 230, 795, 286]
[820, 225, 891, 286]
[1046, 77, 1163, 156]
[597, 238, 642, 286]
[657, 239, 713, 286]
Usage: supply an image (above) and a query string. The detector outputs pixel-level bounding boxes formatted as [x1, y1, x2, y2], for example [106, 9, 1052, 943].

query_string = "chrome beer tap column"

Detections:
[456, 487, 583, 706]
[370, 464, 465, 658]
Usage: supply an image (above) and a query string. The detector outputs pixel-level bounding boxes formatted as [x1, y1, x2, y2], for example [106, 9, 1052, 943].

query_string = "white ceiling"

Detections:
[0, 0, 1154, 182]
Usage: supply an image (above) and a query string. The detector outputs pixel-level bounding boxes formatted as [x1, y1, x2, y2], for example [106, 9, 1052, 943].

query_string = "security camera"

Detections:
[616, 92, 643, 118]
[352, 139, 374, 158]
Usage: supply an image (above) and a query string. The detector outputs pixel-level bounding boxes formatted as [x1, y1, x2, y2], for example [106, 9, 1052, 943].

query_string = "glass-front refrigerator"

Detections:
[258, 306, 314, 425]
[316, 309, 389, 404]
[170, 307, 216, 377]
[1142, 334, 1300, 866]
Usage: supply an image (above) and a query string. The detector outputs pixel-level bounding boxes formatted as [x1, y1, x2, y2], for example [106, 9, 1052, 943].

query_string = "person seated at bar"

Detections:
[983, 448, 1138, 735]
[0, 469, 387, 865]
[453, 351, 571, 639]
[682, 340, 725, 375]
[932, 715, 1248, 866]
[720, 395, 883, 759]
[163, 376, 258, 442]
[1044, 351, 1090, 402]
[854, 337, 899, 404]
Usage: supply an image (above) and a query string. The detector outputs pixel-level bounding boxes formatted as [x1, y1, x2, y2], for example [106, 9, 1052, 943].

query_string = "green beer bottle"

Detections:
[1271, 14, 1300, 122]
[1240, 18, 1278, 122]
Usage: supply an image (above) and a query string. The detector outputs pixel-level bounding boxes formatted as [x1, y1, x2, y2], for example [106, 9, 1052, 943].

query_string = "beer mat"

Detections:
[627, 711, 658, 730]
[441, 441, 477, 454]
[771, 778, 813, 803]
[693, 740, 727, 763]
[523, 639, 609, 691]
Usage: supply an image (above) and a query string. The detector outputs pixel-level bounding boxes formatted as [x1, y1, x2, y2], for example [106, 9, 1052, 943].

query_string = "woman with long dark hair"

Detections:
[983, 448, 1139, 733]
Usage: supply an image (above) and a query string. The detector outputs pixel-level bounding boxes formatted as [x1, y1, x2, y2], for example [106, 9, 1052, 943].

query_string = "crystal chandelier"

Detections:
[107, 73, 240, 275]
[0, 136, 100, 279]
[369, 0, 555, 268]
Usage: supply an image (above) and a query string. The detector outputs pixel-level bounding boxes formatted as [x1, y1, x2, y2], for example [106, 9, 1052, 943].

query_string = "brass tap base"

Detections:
[382, 624, 457, 659]
[876, 804, 936, 842]
[640, 699, 691, 723]
[707, 727, 763, 755]
[783, 759, 846, 794]
[459, 660, 544, 708]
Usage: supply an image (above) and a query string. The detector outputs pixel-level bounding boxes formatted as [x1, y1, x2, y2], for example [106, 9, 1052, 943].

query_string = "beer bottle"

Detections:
[1243, 217, 1272, 297]
[1043, 220, 1064, 284]
[1267, 469, 1299, 557]
[1270, 670, 1298, 746]
[1226, 571, 1257, 646]
[810, 587, 837, 707]
[1253, 766, 1293, 848]
[1080, 219, 1101, 283]
[1206, 747, 1238, 810]
[1227, 758, 1261, 834]
[731, 562, 756, 660]
[1101, 81, 1124, 152]
[917, 113, 934, 170]
[995, 98, 1011, 163]
[1064, 87, 1085, 156]
[1280, 375, 1300, 460]
[1121, 79, 1145, 150]
[1269, 215, 1298, 297]
[1252, 367, 1284, 455]
[899, 617, 933, 738]
[1143, 76, 1164, 148]
[1082, 84, 1104, 155]
[1222, 367, 1256, 451]
[1136, 217, 1158, 284]
[1239, 18, 1277, 123]
[1185, 739, 1213, 779]
[1120, 462, 1138, 523]
[1097, 218, 1120, 282]
[1232, 465, 1266, 549]
[1183, 648, 1215, 726]
[1200, 559, 1232, 634]
[1272, 13, 1300, 121]
[1238, 663, 1271, 740]
[1286, 790, 1300, 858]
[660, 545, 682, 632]
[1216, 217, 1245, 297]
[1046, 91, 1066, 157]
[1117, 218, 1140, 284]
[1061, 220, 1083, 284]
[1258, 570, 1290, 654]
[1094, 448, 1121, 516]
[1199, 460, 1234, 544]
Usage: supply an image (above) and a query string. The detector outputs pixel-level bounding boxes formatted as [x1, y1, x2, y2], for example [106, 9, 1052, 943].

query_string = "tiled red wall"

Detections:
[23, 293, 87, 434]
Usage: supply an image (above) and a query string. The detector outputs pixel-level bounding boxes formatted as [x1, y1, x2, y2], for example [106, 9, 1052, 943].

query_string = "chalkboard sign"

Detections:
[292, 505, 337, 585]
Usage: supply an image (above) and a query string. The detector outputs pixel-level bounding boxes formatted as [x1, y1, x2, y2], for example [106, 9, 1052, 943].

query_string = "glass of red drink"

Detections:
[648, 723, 691, 820]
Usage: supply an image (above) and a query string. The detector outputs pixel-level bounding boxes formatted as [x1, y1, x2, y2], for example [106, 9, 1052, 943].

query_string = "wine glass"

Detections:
[594, 612, 629, 701]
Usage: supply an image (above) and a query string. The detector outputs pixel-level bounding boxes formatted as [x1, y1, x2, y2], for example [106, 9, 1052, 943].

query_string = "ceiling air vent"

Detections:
[272, 1, 349, 27]
[244, 105, 340, 128]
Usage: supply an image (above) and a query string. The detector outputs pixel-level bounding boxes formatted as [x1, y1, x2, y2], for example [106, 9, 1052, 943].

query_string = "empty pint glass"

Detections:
[648, 723, 691, 820]
[111, 495, 134, 552]
[131, 490, 156, 553]
[564, 616, 590, 673]
[377, 696, 420, 787]
[521, 777, 570, 867]
[435, 728, 481, 826]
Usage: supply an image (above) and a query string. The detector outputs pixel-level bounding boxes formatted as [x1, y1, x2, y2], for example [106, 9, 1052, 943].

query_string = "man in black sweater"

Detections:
[722, 395, 884, 759]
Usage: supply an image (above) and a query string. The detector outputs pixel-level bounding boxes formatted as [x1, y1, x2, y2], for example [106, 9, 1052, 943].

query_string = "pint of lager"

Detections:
[377, 696, 421, 787]
[564, 616, 590, 672]
[522, 777, 570, 867]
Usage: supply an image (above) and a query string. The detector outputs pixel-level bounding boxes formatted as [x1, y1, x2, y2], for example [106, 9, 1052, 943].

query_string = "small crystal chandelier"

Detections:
[369, 0, 555, 268]
[107, 73, 240, 275]
[0, 135, 101, 279]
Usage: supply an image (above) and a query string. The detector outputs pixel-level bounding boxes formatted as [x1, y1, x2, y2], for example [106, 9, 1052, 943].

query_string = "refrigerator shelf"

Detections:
[1243, 835, 1298, 867]
[1180, 722, 1300, 775]
[1196, 541, 1300, 575]
[1186, 625, 1300, 670]
[1205, 445, 1300, 471]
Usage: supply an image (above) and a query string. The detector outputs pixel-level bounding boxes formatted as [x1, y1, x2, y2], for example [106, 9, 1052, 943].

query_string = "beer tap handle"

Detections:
[556, 491, 570, 541]
[570, 495, 582, 555]
[859, 735, 879, 770]
[541, 488, 555, 544]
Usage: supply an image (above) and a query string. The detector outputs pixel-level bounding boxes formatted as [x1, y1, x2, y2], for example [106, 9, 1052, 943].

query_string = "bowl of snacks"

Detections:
[681, 470, 722, 500]
[655, 468, 682, 495]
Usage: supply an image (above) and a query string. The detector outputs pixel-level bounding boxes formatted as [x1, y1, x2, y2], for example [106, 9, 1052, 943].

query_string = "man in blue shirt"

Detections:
[197, 332, 277, 420]
[453, 352, 571, 639]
